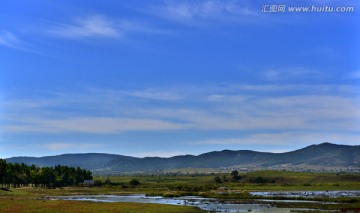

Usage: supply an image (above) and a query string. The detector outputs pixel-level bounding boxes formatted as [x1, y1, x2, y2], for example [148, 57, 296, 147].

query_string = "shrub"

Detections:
[94, 180, 103, 186]
[129, 179, 141, 187]
[214, 176, 222, 183]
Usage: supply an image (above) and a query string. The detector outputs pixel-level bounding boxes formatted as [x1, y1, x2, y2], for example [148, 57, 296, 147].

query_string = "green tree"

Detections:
[0, 161, 92, 188]
[222, 175, 227, 182]
[0, 159, 6, 186]
[231, 170, 240, 181]
[231, 170, 238, 177]
[214, 176, 222, 183]
[129, 179, 140, 187]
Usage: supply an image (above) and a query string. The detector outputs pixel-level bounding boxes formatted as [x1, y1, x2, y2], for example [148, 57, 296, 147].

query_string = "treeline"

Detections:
[0, 159, 92, 188]
[213, 170, 286, 184]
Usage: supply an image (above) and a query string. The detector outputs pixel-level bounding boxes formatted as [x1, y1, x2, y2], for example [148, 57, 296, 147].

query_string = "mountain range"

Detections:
[5, 143, 360, 173]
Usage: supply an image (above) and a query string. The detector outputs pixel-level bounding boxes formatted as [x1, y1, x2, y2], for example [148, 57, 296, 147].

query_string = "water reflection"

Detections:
[55, 194, 291, 212]
[54, 191, 359, 212]
[250, 190, 360, 198]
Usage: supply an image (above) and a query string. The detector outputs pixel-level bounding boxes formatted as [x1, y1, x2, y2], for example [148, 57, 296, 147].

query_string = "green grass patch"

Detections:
[0, 198, 204, 213]
[2, 170, 360, 212]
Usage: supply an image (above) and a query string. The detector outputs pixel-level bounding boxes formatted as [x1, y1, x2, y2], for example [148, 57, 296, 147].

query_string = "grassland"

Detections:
[0, 187, 204, 213]
[1, 170, 360, 212]
[0, 199, 203, 213]
[94, 170, 360, 192]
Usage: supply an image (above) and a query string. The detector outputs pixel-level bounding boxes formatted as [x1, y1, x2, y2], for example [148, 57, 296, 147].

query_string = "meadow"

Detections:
[0, 199, 203, 213]
[1, 170, 360, 212]
[93, 170, 360, 194]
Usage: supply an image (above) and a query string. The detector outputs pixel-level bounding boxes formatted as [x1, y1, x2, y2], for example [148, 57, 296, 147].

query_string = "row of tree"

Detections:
[0, 159, 92, 188]
[214, 170, 241, 183]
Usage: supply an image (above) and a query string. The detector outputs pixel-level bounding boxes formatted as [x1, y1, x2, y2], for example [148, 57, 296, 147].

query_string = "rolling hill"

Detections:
[5, 143, 360, 173]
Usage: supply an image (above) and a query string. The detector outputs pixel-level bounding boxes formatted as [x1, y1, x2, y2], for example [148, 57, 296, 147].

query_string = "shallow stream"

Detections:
[52, 193, 341, 212]
[249, 190, 360, 198]
[55, 194, 292, 212]
[52, 190, 360, 212]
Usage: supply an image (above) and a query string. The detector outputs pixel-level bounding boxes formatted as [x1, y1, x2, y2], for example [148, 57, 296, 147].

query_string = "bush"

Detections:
[94, 180, 103, 187]
[129, 179, 141, 187]
[249, 176, 276, 184]
[214, 176, 222, 183]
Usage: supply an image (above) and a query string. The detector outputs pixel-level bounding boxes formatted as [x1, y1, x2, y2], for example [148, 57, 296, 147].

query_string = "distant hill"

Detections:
[6, 143, 360, 173]
[6, 153, 133, 171]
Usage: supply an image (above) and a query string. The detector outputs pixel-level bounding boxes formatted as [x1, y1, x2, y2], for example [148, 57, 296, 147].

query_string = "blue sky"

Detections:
[1, 0, 359, 158]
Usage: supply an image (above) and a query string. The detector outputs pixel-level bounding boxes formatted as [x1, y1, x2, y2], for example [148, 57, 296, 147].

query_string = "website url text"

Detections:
[261, 5, 355, 13]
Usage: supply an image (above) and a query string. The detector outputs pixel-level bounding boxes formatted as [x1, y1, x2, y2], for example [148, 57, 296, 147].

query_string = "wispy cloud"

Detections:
[49, 15, 119, 38]
[0, 31, 34, 52]
[346, 71, 360, 79]
[0, 31, 21, 48]
[130, 89, 184, 101]
[45, 142, 103, 151]
[189, 132, 360, 146]
[2, 83, 359, 135]
[153, 0, 257, 24]
[189, 136, 288, 145]
[0, 30, 52, 55]
[263, 67, 329, 81]
[4, 117, 185, 134]
[132, 151, 191, 158]
[46, 143, 77, 151]
[48, 14, 159, 40]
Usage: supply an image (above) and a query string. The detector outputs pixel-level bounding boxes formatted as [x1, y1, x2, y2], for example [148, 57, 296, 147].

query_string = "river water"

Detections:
[53, 191, 360, 212]
[249, 190, 360, 198]
[53, 194, 293, 212]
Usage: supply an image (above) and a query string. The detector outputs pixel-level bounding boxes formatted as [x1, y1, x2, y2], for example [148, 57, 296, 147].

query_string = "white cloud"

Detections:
[48, 14, 163, 40]
[263, 67, 329, 81]
[130, 90, 183, 101]
[45, 142, 103, 151]
[189, 132, 360, 146]
[132, 151, 191, 158]
[0, 31, 21, 48]
[49, 15, 119, 38]
[46, 143, 74, 150]
[154, 0, 257, 24]
[346, 71, 360, 79]
[189, 136, 288, 145]
[0, 31, 33, 52]
[4, 117, 185, 134]
[207, 94, 251, 103]
[2, 84, 359, 134]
